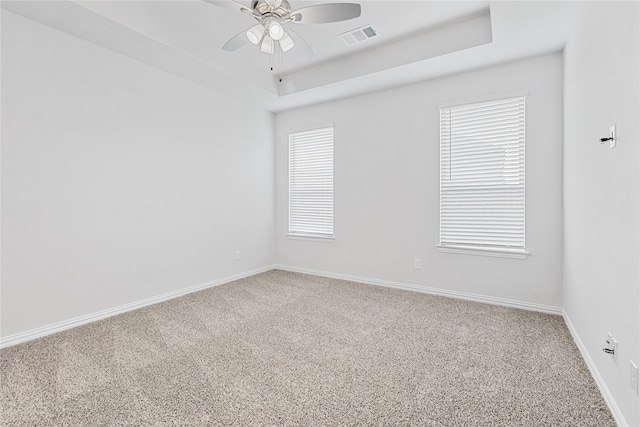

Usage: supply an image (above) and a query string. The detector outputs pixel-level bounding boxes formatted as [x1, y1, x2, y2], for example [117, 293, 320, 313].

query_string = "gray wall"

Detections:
[275, 53, 564, 308]
[563, 2, 639, 425]
[1, 12, 275, 337]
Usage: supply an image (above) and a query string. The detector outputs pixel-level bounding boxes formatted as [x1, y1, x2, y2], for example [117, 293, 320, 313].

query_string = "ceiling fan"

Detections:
[204, 0, 361, 56]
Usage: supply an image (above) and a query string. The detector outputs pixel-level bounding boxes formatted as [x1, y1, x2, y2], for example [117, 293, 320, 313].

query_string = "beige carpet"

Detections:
[1, 270, 614, 426]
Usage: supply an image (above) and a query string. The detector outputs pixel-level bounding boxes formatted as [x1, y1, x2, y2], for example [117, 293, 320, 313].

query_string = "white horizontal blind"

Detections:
[440, 96, 525, 249]
[289, 126, 334, 237]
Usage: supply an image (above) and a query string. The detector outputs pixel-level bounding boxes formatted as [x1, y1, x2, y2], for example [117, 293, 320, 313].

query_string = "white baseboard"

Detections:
[273, 264, 563, 315]
[0, 265, 275, 349]
[0, 265, 562, 349]
[562, 310, 627, 427]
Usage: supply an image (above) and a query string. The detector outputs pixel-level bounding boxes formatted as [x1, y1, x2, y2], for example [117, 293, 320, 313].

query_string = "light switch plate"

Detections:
[609, 125, 616, 148]
[606, 331, 618, 364]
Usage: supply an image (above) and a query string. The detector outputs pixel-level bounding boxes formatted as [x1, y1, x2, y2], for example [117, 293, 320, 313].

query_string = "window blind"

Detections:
[440, 96, 525, 249]
[289, 126, 334, 238]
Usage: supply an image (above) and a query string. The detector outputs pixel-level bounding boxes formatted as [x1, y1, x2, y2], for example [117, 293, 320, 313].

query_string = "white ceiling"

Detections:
[2, 1, 580, 112]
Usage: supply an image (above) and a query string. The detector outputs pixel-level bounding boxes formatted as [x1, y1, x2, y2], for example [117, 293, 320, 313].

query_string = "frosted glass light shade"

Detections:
[268, 21, 284, 41]
[260, 35, 275, 54]
[279, 31, 295, 52]
[246, 24, 264, 45]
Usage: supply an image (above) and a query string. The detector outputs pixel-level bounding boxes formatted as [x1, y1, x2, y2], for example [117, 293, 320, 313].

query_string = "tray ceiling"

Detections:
[1, 1, 579, 112]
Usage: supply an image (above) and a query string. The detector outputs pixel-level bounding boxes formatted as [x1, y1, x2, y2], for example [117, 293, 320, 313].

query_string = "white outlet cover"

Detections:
[631, 361, 638, 395]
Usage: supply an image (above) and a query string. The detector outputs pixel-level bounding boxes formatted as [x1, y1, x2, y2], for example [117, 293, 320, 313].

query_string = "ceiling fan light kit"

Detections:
[205, 0, 362, 56]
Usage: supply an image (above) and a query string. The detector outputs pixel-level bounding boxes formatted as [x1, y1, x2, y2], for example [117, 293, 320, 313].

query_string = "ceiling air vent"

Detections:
[339, 25, 378, 46]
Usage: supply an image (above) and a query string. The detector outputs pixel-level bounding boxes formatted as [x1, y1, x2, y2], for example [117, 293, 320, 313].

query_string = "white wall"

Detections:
[275, 53, 564, 308]
[563, 2, 639, 426]
[0, 12, 275, 338]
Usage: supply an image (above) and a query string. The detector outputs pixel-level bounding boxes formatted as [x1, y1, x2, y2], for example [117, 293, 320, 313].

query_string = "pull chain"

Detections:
[279, 47, 282, 82]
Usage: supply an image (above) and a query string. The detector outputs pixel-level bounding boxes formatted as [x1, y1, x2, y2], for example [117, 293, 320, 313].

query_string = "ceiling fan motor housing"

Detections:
[251, 0, 291, 18]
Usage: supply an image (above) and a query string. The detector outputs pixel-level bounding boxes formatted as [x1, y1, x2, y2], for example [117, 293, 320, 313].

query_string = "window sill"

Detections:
[287, 234, 335, 243]
[437, 245, 530, 259]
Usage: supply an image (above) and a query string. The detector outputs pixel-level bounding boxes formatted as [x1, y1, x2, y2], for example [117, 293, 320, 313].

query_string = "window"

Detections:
[439, 94, 528, 258]
[288, 126, 334, 240]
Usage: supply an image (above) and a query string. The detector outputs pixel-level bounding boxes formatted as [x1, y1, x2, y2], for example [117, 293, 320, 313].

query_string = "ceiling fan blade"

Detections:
[222, 30, 250, 51]
[289, 3, 361, 24]
[202, 0, 254, 15]
[286, 29, 314, 58]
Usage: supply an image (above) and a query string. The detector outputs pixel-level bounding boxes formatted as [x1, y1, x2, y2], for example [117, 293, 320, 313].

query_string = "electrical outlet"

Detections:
[631, 361, 638, 395]
[609, 124, 616, 148]
[235, 250, 240, 260]
[413, 259, 421, 270]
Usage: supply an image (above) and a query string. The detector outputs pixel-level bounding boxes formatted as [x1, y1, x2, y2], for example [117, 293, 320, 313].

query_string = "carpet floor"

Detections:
[1, 270, 614, 426]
